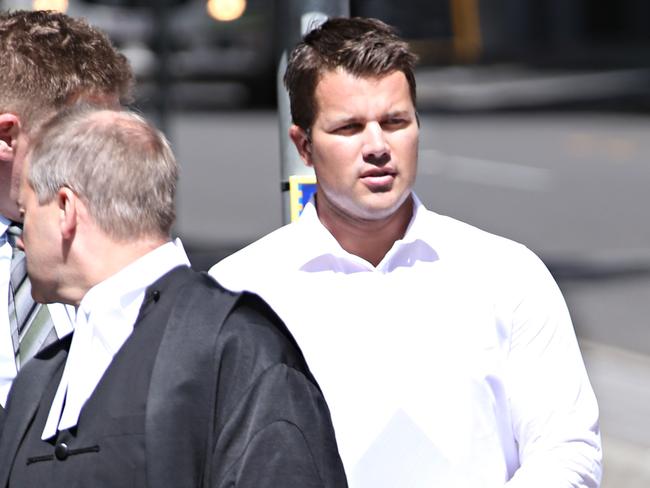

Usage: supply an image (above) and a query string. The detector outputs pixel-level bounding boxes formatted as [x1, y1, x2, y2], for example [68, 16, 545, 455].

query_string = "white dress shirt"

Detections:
[42, 238, 190, 440]
[210, 194, 601, 487]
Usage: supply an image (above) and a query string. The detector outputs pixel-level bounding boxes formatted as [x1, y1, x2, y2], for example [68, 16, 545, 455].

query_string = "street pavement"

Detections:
[166, 109, 650, 487]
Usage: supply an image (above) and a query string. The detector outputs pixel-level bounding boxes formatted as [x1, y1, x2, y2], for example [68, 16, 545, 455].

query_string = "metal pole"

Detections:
[151, 0, 173, 135]
[275, 0, 350, 224]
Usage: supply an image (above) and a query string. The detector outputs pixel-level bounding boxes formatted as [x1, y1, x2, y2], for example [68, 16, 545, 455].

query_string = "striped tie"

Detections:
[6, 224, 55, 369]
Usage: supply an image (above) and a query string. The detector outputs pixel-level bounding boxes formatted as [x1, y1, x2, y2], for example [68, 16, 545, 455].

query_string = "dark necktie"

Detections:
[6, 224, 55, 369]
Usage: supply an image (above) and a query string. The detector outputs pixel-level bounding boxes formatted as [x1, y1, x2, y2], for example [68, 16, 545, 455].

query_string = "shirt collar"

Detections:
[296, 200, 351, 257]
[397, 193, 426, 244]
[295, 193, 438, 273]
[0, 214, 73, 339]
[79, 238, 190, 320]
[0, 215, 11, 238]
[376, 194, 439, 271]
[42, 238, 190, 440]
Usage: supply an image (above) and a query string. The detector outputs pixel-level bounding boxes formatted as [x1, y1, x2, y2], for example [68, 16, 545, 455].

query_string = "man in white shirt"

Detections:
[210, 17, 602, 487]
[0, 105, 346, 487]
[0, 10, 134, 406]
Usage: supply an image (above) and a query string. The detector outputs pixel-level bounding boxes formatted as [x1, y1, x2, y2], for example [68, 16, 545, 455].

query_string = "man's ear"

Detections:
[288, 124, 313, 167]
[0, 113, 20, 163]
[57, 187, 78, 240]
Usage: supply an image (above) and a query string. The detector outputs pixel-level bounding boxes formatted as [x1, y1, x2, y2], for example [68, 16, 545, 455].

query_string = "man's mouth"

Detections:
[360, 167, 396, 190]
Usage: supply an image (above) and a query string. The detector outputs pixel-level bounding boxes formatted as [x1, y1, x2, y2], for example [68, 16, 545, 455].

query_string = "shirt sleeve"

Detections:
[210, 293, 348, 488]
[503, 249, 602, 487]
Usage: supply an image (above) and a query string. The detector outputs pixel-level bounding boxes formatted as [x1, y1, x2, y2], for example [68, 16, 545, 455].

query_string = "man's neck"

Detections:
[318, 196, 414, 267]
[71, 235, 170, 306]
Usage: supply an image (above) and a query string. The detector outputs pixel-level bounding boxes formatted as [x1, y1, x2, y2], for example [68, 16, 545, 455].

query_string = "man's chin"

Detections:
[357, 194, 411, 221]
[30, 294, 49, 304]
[0, 202, 22, 222]
[30, 287, 53, 305]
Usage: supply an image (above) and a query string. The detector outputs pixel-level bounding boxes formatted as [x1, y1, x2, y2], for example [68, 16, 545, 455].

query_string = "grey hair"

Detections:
[27, 105, 177, 240]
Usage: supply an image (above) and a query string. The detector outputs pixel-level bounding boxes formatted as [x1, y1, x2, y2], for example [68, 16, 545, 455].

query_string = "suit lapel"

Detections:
[0, 336, 70, 486]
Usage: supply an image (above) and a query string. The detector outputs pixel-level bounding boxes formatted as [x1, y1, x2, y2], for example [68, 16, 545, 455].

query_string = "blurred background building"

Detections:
[4, 0, 649, 111]
[2, 1, 649, 486]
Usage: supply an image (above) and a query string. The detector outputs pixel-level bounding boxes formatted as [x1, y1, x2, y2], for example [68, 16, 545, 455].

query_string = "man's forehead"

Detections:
[314, 70, 412, 116]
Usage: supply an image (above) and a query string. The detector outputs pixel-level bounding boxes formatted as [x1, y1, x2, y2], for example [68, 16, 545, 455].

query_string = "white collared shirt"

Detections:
[210, 194, 601, 487]
[42, 238, 190, 440]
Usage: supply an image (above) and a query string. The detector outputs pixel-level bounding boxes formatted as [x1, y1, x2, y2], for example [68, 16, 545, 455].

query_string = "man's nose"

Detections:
[362, 122, 390, 162]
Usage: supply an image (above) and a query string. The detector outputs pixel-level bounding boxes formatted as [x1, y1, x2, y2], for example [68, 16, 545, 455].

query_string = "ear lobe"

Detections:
[288, 125, 313, 167]
[58, 187, 78, 240]
[0, 113, 21, 163]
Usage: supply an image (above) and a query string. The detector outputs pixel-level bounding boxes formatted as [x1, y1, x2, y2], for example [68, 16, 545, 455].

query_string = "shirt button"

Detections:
[54, 442, 69, 461]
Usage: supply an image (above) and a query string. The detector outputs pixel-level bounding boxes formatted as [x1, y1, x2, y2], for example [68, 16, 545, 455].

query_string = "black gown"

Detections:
[0, 266, 347, 488]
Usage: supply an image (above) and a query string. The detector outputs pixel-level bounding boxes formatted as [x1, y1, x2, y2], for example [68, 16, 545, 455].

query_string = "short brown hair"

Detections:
[0, 10, 133, 131]
[283, 17, 418, 131]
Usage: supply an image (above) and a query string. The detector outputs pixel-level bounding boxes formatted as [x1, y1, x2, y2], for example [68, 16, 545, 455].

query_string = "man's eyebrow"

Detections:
[334, 110, 411, 121]
[328, 114, 360, 124]
[321, 116, 362, 131]
[384, 110, 412, 118]
[337, 117, 363, 125]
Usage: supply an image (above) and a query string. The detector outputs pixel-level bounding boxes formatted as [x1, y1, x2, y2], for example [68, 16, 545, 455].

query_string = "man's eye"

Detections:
[335, 123, 361, 134]
[383, 118, 408, 129]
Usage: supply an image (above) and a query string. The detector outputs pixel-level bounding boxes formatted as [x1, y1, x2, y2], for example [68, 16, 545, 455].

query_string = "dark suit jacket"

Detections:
[0, 266, 347, 487]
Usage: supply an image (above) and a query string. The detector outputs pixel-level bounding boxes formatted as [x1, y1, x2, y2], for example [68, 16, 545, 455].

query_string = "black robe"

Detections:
[0, 266, 347, 487]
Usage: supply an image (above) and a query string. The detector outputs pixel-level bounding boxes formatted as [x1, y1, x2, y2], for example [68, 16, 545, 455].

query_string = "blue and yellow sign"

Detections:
[289, 174, 317, 222]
